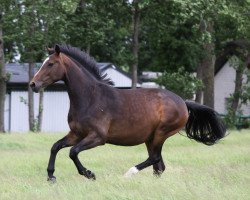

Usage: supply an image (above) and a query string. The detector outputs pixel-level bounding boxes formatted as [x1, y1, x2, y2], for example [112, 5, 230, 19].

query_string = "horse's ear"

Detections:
[47, 47, 54, 55]
[55, 44, 60, 55]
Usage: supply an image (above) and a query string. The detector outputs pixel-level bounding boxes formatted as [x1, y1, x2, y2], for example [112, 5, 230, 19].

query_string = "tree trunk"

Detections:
[79, 0, 86, 9]
[199, 21, 215, 108]
[28, 62, 35, 132]
[27, 3, 37, 132]
[0, 13, 6, 133]
[37, 0, 55, 133]
[230, 54, 249, 115]
[231, 67, 244, 114]
[195, 63, 203, 103]
[202, 44, 215, 108]
[37, 90, 43, 132]
[131, 0, 140, 89]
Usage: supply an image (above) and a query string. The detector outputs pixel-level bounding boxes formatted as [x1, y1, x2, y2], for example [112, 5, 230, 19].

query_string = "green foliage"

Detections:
[64, 0, 132, 68]
[223, 96, 240, 128]
[1, 0, 250, 69]
[156, 67, 203, 99]
[3, 0, 67, 62]
[138, 0, 203, 72]
[19, 96, 28, 105]
[2, 0, 250, 73]
[223, 95, 250, 129]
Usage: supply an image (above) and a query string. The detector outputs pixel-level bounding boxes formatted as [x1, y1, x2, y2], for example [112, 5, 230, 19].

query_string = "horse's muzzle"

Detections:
[29, 81, 41, 93]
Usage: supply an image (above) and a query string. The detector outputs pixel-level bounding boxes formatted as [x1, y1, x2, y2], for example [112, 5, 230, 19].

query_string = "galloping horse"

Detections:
[30, 45, 226, 182]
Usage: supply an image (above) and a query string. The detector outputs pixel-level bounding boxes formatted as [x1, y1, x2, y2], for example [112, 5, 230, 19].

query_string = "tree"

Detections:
[65, 0, 131, 68]
[216, 41, 250, 126]
[12, 0, 67, 132]
[19, 0, 39, 132]
[138, 1, 202, 73]
[214, 1, 250, 123]
[131, 0, 140, 88]
[0, 0, 15, 132]
[0, 12, 6, 132]
[165, 0, 250, 109]
[199, 20, 215, 108]
[171, 0, 222, 108]
[66, 0, 115, 54]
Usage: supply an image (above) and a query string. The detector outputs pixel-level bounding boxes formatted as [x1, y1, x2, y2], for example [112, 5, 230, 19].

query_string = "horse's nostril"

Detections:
[29, 81, 40, 93]
[30, 82, 36, 89]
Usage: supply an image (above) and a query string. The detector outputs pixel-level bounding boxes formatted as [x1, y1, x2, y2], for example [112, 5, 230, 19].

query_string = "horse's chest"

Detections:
[68, 116, 95, 136]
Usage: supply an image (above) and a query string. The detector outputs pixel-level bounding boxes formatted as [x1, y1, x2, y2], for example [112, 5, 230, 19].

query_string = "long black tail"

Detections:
[185, 101, 226, 145]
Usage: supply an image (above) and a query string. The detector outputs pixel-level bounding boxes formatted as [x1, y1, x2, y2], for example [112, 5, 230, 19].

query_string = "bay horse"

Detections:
[30, 44, 226, 182]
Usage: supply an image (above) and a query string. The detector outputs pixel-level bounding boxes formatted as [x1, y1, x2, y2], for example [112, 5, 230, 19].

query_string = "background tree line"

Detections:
[0, 0, 250, 132]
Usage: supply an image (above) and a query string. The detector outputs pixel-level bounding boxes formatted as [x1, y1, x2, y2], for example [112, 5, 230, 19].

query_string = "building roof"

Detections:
[5, 62, 136, 88]
[6, 63, 38, 83]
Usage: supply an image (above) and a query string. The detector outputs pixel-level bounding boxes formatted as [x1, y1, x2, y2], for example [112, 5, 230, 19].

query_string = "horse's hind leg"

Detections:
[124, 126, 183, 177]
[124, 135, 165, 177]
[47, 131, 79, 182]
[146, 141, 166, 176]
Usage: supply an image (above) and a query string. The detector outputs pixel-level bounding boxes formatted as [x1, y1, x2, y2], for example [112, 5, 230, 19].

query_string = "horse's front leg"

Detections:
[69, 132, 106, 180]
[47, 131, 79, 182]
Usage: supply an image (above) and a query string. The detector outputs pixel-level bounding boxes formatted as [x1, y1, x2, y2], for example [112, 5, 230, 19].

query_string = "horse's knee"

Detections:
[51, 144, 60, 154]
[69, 147, 78, 159]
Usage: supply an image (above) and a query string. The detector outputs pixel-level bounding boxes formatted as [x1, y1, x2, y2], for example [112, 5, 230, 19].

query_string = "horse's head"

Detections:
[30, 45, 66, 93]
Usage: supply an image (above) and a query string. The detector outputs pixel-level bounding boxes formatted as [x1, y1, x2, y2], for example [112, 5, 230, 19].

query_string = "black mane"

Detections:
[57, 44, 114, 86]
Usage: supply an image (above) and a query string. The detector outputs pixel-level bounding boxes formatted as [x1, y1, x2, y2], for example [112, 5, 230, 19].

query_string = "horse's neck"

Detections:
[64, 63, 97, 111]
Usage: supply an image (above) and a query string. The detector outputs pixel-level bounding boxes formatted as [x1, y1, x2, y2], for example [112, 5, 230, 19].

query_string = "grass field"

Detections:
[0, 130, 250, 200]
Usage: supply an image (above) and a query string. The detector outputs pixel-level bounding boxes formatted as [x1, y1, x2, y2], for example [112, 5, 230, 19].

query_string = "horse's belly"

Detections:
[106, 123, 155, 146]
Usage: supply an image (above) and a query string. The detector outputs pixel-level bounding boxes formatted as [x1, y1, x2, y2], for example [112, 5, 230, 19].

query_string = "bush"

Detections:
[156, 67, 203, 99]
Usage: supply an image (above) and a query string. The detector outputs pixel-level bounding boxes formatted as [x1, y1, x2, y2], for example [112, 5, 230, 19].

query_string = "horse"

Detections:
[30, 44, 226, 182]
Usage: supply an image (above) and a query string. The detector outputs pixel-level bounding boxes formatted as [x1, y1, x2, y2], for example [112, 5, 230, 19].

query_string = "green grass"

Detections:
[0, 130, 250, 200]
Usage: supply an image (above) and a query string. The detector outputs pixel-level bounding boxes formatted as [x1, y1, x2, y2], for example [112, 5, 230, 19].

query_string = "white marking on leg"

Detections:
[124, 166, 139, 178]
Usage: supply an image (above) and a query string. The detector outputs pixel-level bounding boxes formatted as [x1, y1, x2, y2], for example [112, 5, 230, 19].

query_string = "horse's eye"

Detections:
[48, 63, 53, 67]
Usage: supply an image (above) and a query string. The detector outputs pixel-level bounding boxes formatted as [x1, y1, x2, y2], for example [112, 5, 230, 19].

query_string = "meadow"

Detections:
[0, 130, 249, 200]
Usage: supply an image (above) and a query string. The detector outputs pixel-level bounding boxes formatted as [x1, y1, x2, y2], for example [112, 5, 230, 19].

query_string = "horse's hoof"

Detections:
[47, 176, 57, 183]
[84, 170, 96, 180]
[153, 170, 163, 177]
